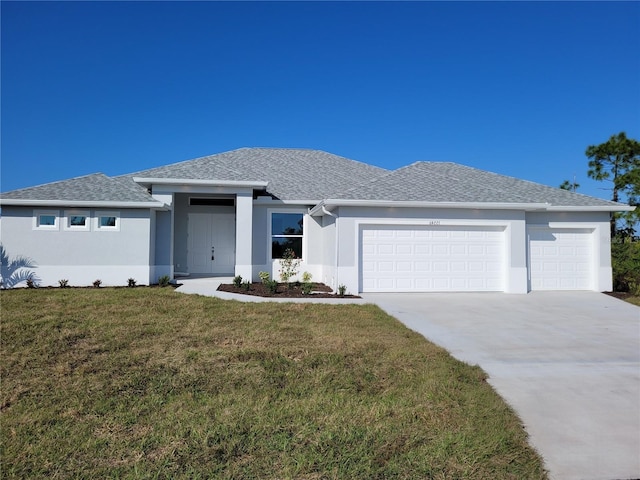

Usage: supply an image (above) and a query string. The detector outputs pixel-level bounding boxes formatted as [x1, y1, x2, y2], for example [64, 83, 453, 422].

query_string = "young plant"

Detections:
[242, 280, 251, 291]
[158, 275, 171, 287]
[58, 279, 69, 288]
[278, 248, 301, 287]
[233, 275, 243, 288]
[127, 278, 137, 288]
[25, 275, 38, 289]
[301, 271, 313, 295]
[337, 284, 347, 297]
[93, 279, 102, 288]
[258, 271, 271, 283]
[265, 279, 278, 294]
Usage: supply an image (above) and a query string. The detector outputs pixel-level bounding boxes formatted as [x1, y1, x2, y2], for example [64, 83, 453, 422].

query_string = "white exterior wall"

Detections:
[0, 206, 154, 286]
[251, 201, 322, 282]
[319, 207, 613, 294]
[323, 206, 529, 294]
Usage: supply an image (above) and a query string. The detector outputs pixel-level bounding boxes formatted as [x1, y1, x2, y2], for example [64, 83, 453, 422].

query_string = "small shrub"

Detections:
[58, 279, 69, 288]
[93, 279, 102, 288]
[25, 276, 38, 289]
[301, 271, 313, 295]
[127, 278, 137, 288]
[337, 284, 347, 297]
[258, 271, 271, 283]
[233, 275, 243, 288]
[158, 275, 171, 287]
[611, 240, 640, 292]
[265, 279, 278, 294]
[242, 280, 251, 291]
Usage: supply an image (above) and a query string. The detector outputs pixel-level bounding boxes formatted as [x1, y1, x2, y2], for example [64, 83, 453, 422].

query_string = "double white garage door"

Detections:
[360, 225, 594, 292]
[361, 225, 505, 292]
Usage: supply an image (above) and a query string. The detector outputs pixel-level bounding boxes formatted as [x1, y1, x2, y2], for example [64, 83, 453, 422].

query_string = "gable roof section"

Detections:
[126, 148, 389, 201]
[320, 162, 626, 209]
[0, 173, 163, 208]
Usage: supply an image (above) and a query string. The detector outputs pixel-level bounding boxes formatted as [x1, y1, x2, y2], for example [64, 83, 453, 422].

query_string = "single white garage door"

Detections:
[528, 227, 594, 290]
[361, 225, 505, 292]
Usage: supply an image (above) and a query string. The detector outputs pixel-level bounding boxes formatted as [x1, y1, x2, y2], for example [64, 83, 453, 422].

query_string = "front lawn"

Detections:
[1, 288, 546, 479]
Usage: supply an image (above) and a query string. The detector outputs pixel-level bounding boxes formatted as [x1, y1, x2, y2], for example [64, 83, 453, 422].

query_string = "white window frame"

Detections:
[33, 209, 60, 230]
[95, 211, 120, 231]
[268, 209, 306, 261]
[63, 210, 91, 231]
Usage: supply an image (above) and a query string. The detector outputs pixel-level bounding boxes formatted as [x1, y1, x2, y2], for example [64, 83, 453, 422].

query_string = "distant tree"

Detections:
[586, 132, 640, 238]
[559, 179, 580, 191]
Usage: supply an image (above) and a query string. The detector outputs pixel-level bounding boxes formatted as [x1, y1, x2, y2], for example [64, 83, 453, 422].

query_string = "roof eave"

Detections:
[545, 205, 635, 212]
[0, 199, 168, 209]
[310, 199, 552, 216]
[133, 177, 269, 189]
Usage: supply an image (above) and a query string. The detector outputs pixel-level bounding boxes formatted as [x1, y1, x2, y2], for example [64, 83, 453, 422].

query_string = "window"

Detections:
[271, 212, 304, 259]
[96, 211, 120, 231]
[33, 210, 59, 230]
[40, 215, 56, 226]
[190, 197, 235, 206]
[64, 210, 90, 231]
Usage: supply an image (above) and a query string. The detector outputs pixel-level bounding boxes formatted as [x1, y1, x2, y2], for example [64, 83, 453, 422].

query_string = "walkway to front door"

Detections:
[187, 213, 235, 275]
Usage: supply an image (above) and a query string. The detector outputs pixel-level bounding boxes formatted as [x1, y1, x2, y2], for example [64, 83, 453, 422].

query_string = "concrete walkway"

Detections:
[175, 279, 639, 479]
[364, 291, 640, 480]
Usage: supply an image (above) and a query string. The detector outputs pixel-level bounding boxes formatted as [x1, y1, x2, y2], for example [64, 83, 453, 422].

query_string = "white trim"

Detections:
[95, 211, 120, 231]
[63, 209, 91, 231]
[254, 197, 319, 206]
[33, 209, 60, 230]
[310, 200, 551, 215]
[134, 177, 268, 188]
[310, 200, 632, 216]
[546, 205, 635, 212]
[1, 199, 166, 208]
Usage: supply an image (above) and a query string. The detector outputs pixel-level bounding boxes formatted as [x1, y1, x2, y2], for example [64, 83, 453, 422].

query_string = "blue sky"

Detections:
[2, 1, 639, 201]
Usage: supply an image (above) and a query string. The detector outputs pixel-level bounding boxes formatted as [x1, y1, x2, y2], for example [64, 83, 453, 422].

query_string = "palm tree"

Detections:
[0, 244, 40, 289]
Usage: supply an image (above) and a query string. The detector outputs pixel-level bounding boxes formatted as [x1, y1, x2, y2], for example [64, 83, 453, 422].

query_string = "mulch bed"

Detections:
[217, 282, 360, 298]
[604, 291, 635, 300]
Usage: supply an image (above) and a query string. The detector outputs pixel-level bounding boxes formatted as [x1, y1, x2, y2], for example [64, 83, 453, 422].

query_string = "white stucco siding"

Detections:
[0, 206, 153, 286]
[525, 211, 612, 292]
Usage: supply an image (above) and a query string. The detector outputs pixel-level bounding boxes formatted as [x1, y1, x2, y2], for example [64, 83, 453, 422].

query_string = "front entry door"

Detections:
[187, 213, 236, 274]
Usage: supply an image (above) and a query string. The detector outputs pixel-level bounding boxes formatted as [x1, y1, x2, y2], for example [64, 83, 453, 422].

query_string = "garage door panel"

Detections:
[528, 227, 593, 291]
[361, 225, 505, 292]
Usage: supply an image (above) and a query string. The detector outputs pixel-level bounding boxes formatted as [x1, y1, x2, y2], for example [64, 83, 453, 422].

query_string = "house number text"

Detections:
[428, 220, 441, 225]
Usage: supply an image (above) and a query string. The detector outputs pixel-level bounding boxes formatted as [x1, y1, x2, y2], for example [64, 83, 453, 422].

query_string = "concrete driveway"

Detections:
[363, 291, 640, 480]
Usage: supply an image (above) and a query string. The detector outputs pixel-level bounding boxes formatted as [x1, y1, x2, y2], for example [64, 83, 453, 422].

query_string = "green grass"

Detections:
[1, 288, 547, 479]
[624, 295, 640, 306]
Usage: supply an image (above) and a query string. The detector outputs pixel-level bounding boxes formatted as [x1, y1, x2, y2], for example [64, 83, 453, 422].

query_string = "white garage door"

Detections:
[528, 227, 594, 290]
[361, 225, 505, 292]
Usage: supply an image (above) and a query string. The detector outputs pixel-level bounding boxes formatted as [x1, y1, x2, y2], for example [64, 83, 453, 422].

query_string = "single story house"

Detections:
[0, 148, 633, 293]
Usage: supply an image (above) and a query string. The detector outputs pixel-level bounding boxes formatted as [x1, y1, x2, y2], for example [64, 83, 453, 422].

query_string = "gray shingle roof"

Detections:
[0, 150, 626, 209]
[330, 162, 623, 207]
[0, 173, 157, 204]
[126, 147, 389, 201]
